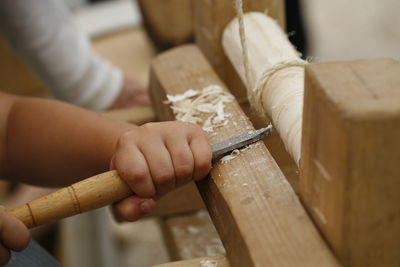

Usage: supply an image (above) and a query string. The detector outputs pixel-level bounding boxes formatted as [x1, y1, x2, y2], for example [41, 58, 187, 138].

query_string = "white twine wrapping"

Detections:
[250, 59, 307, 117]
[226, 5, 307, 165]
[234, 0, 254, 90]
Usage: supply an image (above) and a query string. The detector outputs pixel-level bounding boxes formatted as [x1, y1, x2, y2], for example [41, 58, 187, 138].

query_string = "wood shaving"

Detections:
[220, 149, 241, 163]
[220, 143, 259, 163]
[164, 85, 234, 132]
[200, 259, 218, 267]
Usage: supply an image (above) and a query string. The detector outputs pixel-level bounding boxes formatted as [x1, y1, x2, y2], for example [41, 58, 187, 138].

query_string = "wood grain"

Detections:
[8, 170, 132, 228]
[0, 37, 47, 97]
[149, 44, 338, 267]
[300, 59, 400, 267]
[194, 0, 285, 99]
[160, 210, 224, 261]
[151, 255, 229, 267]
[103, 106, 156, 125]
[149, 182, 205, 217]
[138, 0, 193, 47]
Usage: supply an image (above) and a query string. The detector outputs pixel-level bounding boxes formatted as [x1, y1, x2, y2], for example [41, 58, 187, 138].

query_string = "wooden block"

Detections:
[149, 44, 338, 267]
[103, 106, 156, 125]
[0, 37, 46, 97]
[149, 182, 205, 217]
[151, 255, 229, 267]
[93, 27, 156, 85]
[300, 59, 400, 267]
[194, 0, 285, 99]
[160, 210, 225, 261]
[138, 0, 193, 47]
[240, 102, 299, 192]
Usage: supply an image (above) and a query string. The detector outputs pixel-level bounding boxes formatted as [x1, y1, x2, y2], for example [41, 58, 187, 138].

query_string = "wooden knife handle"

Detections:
[7, 170, 132, 229]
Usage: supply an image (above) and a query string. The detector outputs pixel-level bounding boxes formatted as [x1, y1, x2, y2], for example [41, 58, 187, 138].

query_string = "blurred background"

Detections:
[0, 0, 399, 266]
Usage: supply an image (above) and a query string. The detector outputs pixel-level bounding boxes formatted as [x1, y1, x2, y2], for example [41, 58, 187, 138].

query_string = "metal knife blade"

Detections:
[211, 124, 274, 161]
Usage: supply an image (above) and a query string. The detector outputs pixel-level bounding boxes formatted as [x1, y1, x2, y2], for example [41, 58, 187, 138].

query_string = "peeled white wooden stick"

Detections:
[223, 12, 306, 165]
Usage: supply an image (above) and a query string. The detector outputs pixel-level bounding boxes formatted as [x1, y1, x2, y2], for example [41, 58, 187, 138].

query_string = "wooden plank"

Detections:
[149, 44, 338, 267]
[241, 102, 300, 192]
[194, 0, 285, 99]
[149, 182, 205, 217]
[151, 255, 229, 267]
[138, 0, 193, 47]
[103, 106, 156, 125]
[300, 59, 400, 267]
[160, 210, 224, 261]
[0, 37, 46, 97]
[93, 27, 155, 86]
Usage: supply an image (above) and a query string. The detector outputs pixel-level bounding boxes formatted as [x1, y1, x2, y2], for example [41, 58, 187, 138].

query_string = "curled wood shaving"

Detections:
[164, 85, 234, 132]
[200, 259, 218, 267]
[220, 143, 258, 164]
[220, 149, 241, 163]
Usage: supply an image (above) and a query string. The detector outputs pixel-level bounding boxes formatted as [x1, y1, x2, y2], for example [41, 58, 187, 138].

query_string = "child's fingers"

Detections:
[190, 132, 212, 181]
[114, 145, 156, 198]
[140, 139, 175, 196]
[0, 243, 10, 266]
[0, 208, 30, 265]
[112, 196, 156, 222]
[165, 137, 194, 187]
[0, 209, 30, 252]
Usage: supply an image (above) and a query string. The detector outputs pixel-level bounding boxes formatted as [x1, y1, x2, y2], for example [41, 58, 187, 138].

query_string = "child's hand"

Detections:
[111, 122, 212, 222]
[0, 207, 30, 265]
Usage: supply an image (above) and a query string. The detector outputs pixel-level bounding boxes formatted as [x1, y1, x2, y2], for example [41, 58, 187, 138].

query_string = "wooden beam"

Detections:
[0, 37, 46, 97]
[151, 255, 229, 267]
[160, 210, 224, 260]
[138, 0, 193, 47]
[300, 59, 400, 267]
[149, 183, 205, 217]
[194, 0, 285, 99]
[103, 106, 156, 125]
[149, 44, 338, 267]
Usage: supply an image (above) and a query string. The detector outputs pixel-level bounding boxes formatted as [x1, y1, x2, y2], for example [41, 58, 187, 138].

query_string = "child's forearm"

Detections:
[3, 94, 134, 186]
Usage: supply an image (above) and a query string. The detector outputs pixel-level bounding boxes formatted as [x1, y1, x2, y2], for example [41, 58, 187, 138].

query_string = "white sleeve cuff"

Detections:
[0, 0, 122, 111]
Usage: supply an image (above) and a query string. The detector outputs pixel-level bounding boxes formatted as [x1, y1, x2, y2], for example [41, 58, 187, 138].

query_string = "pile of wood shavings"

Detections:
[200, 259, 218, 267]
[164, 85, 234, 132]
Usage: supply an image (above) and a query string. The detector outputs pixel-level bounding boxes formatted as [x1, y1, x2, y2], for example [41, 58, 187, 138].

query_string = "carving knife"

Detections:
[7, 125, 274, 228]
[211, 124, 273, 160]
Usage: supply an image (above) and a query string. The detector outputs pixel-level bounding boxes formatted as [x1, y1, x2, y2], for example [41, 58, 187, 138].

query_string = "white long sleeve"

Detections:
[0, 0, 122, 111]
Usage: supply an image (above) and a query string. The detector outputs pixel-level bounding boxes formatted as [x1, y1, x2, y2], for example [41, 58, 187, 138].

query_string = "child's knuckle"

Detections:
[118, 131, 135, 146]
[132, 168, 148, 183]
[121, 167, 147, 184]
[176, 164, 192, 180]
[175, 149, 191, 163]
[142, 122, 157, 132]
[187, 122, 201, 132]
[154, 173, 172, 188]
[198, 157, 212, 173]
